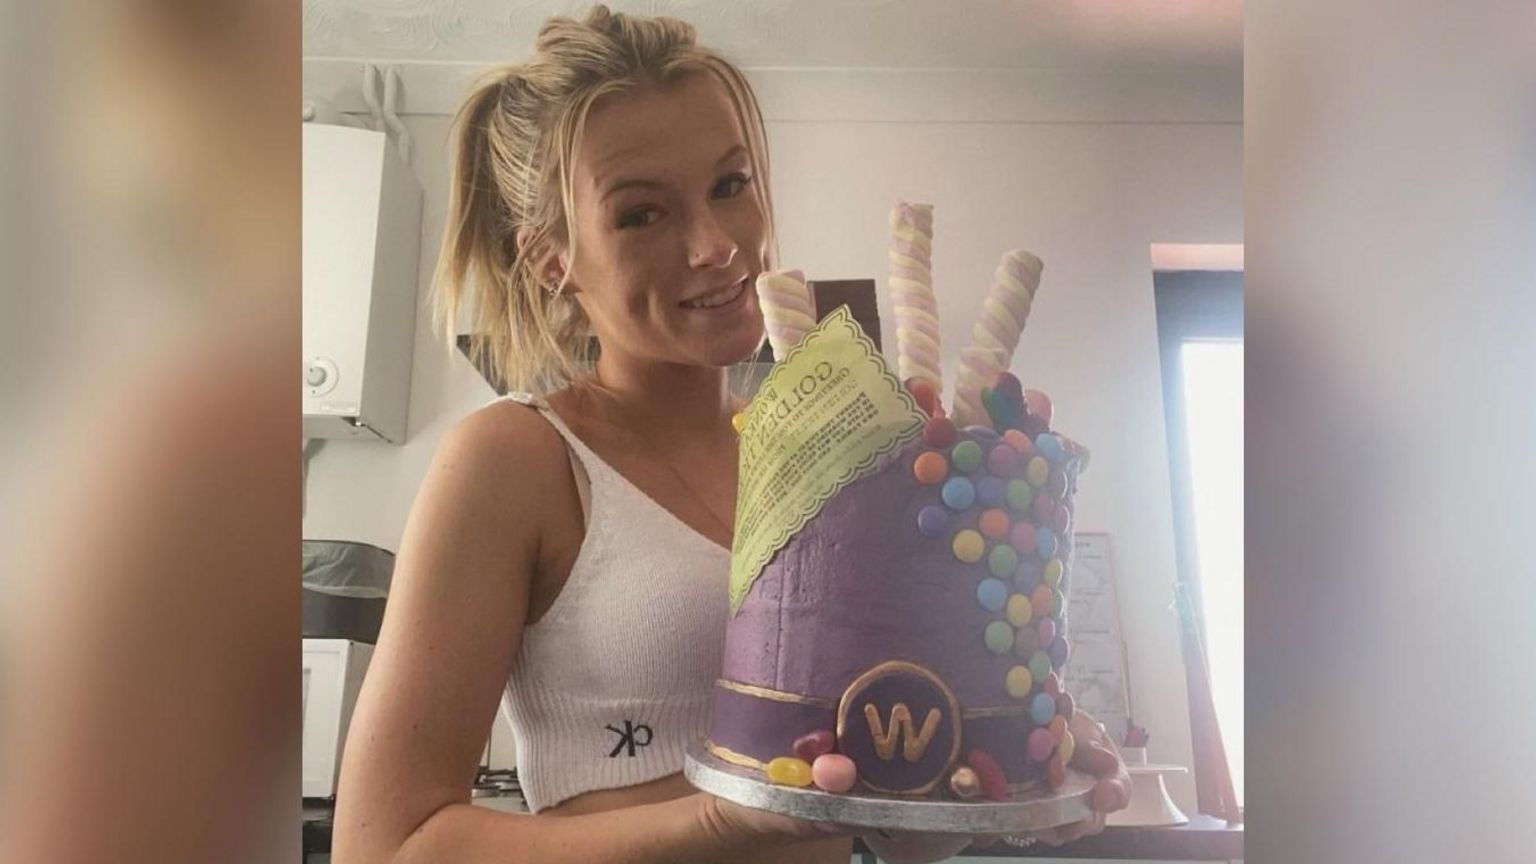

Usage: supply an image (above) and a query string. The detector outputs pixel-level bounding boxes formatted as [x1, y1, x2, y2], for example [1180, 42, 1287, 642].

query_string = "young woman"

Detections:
[333, 7, 1127, 863]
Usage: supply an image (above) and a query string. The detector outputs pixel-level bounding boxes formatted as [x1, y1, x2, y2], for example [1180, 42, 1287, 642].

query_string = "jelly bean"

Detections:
[1024, 389, 1053, 424]
[1030, 584, 1052, 617]
[1057, 730, 1076, 766]
[1032, 490, 1055, 523]
[984, 620, 1015, 654]
[1026, 455, 1049, 487]
[976, 578, 1008, 613]
[993, 372, 1025, 401]
[965, 750, 1009, 801]
[1006, 479, 1034, 510]
[917, 504, 950, 537]
[986, 444, 1018, 477]
[1043, 671, 1062, 698]
[1035, 433, 1064, 465]
[977, 476, 1007, 508]
[1002, 428, 1036, 457]
[1006, 593, 1033, 627]
[1043, 558, 1064, 588]
[1048, 635, 1070, 668]
[965, 426, 1001, 447]
[1048, 715, 1068, 741]
[1030, 692, 1057, 726]
[1050, 587, 1065, 619]
[906, 377, 939, 417]
[1026, 727, 1056, 763]
[793, 729, 835, 763]
[1029, 650, 1052, 683]
[1056, 691, 1076, 721]
[1009, 521, 1037, 555]
[1037, 616, 1057, 646]
[923, 416, 957, 448]
[766, 756, 814, 787]
[913, 451, 948, 485]
[812, 753, 858, 793]
[1048, 467, 1068, 499]
[950, 440, 983, 473]
[978, 508, 1010, 540]
[1051, 501, 1071, 534]
[988, 544, 1019, 578]
[1005, 665, 1034, 699]
[1013, 557, 1042, 594]
[1036, 526, 1058, 560]
[949, 766, 983, 799]
[1048, 753, 1067, 788]
[942, 477, 976, 510]
[731, 412, 748, 433]
[1020, 413, 1047, 438]
[953, 528, 986, 563]
[1013, 622, 1041, 658]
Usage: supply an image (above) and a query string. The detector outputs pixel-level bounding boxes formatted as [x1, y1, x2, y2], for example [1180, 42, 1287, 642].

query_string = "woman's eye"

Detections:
[616, 207, 661, 229]
[713, 172, 752, 199]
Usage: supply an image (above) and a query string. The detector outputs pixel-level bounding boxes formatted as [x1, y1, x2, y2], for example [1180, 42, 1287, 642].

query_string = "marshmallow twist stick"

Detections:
[953, 250, 1043, 427]
[888, 202, 942, 396]
[755, 269, 817, 359]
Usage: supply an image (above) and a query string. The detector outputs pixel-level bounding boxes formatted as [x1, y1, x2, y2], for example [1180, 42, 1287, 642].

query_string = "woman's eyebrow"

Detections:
[598, 144, 748, 202]
[716, 144, 746, 164]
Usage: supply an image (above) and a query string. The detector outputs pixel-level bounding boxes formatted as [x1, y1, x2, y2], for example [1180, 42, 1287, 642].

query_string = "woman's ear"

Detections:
[519, 233, 576, 295]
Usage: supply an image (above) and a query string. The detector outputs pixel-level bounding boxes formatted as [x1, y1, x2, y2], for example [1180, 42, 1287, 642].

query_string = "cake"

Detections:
[705, 204, 1087, 802]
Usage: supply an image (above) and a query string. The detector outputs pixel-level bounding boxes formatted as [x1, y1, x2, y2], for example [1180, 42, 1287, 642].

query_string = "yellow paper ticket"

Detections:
[730, 307, 926, 615]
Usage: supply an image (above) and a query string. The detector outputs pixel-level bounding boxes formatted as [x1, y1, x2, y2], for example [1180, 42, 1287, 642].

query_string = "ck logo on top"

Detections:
[606, 720, 653, 757]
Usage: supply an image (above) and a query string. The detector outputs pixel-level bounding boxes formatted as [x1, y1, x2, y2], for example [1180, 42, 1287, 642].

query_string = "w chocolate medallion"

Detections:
[835, 661, 961, 795]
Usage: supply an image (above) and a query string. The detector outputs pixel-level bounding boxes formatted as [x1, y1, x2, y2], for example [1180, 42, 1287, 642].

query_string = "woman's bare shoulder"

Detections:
[440, 397, 571, 487]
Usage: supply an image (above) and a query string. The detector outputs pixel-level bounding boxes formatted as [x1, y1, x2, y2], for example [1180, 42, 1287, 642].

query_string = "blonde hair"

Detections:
[434, 4, 776, 394]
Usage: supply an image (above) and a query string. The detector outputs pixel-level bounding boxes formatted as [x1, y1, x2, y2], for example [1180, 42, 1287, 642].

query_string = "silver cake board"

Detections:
[684, 740, 1095, 834]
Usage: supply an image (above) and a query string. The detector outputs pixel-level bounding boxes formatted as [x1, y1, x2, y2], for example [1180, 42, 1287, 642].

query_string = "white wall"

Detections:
[302, 65, 1242, 805]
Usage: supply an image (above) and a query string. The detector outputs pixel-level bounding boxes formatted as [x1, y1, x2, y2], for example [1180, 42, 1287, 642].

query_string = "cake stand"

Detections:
[1104, 747, 1189, 827]
[684, 740, 1095, 834]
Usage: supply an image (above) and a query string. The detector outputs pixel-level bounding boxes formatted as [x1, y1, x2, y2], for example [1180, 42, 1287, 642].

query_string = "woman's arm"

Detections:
[331, 405, 836, 864]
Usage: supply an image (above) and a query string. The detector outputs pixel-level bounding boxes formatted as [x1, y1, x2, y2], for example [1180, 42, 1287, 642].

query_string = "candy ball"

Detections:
[766, 756, 814, 787]
[1002, 428, 1036, 457]
[1037, 616, 1057, 646]
[1048, 754, 1068, 789]
[906, 377, 939, 417]
[923, 416, 958, 448]
[1043, 671, 1062, 697]
[949, 766, 983, 799]
[1036, 526, 1058, 560]
[986, 444, 1019, 477]
[1048, 714, 1068, 741]
[1051, 502, 1072, 534]
[951, 440, 984, 473]
[1056, 691, 1076, 721]
[1005, 593, 1033, 627]
[976, 476, 1007, 508]
[1005, 665, 1034, 699]
[1035, 433, 1064, 465]
[965, 426, 1001, 446]
[1026, 456, 1049, 487]
[976, 578, 1009, 613]
[1043, 558, 1064, 588]
[1012, 622, 1041, 658]
[811, 753, 858, 793]
[1030, 584, 1053, 617]
[1009, 521, 1037, 554]
[978, 508, 1011, 540]
[941, 477, 976, 511]
[965, 750, 1009, 801]
[1028, 649, 1052, 683]
[1013, 556, 1043, 594]
[952, 529, 986, 563]
[1032, 490, 1055, 523]
[984, 620, 1015, 654]
[793, 729, 836, 763]
[1048, 635, 1070, 668]
[1026, 727, 1056, 763]
[1030, 692, 1057, 726]
[913, 451, 948, 485]
[916, 505, 950, 537]
[988, 544, 1019, 578]
[1024, 389, 1053, 424]
[1057, 730, 1076, 765]
[1006, 479, 1034, 511]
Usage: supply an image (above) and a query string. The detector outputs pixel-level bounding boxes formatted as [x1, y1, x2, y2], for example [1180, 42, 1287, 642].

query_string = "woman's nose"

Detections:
[687, 211, 738, 269]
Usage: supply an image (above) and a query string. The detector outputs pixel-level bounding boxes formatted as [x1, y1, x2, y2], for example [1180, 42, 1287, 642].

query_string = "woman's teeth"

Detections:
[682, 279, 746, 309]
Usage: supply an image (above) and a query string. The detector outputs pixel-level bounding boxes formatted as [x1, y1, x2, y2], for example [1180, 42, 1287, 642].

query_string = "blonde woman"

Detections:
[334, 7, 1127, 863]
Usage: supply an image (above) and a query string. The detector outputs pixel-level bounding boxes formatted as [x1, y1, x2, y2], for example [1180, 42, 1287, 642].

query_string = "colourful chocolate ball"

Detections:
[1024, 389, 1053, 424]
[1032, 490, 1055, 523]
[1029, 649, 1052, 683]
[1048, 714, 1068, 741]
[1006, 479, 1034, 511]
[1035, 433, 1065, 465]
[1056, 691, 1076, 720]
[1030, 584, 1052, 617]
[965, 426, 1001, 447]
[988, 544, 1019, 578]
[950, 440, 984, 474]
[984, 620, 1015, 654]
[793, 729, 836, 763]
[986, 444, 1019, 477]
[1009, 521, 1038, 556]
[1005, 665, 1034, 699]
[811, 753, 858, 793]
[766, 756, 814, 787]
[913, 451, 949, 485]
[949, 766, 983, 799]
[1057, 730, 1076, 766]
[1013, 556, 1043, 593]
[1005, 593, 1033, 627]
[905, 377, 939, 417]
[923, 415, 957, 448]
[1036, 526, 1058, 560]
[1043, 671, 1062, 697]
[1026, 455, 1049, 487]
[976, 578, 1008, 613]
[1026, 727, 1056, 762]
[941, 476, 976, 510]
[978, 508, 1011, 540]
[953, 528, 986, 563]
[1048, 634, 1070, 668]
[976, 475, 1007, 508]
[1030, 692, 1057, 725]
[1043, 557, 1064, 588]
[916, 504, 950, 537]
[1002, 428, 1036, 457]
[1013, 621, 1041, 658]
[1037, 616, 1057, 646]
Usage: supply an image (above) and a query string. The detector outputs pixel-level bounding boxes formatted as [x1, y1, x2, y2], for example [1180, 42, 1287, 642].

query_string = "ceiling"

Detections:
[303, 0, 1242, 71]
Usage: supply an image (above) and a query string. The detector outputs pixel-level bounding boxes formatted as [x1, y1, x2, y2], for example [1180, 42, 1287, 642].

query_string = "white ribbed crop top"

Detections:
[494, 393, 730, 812]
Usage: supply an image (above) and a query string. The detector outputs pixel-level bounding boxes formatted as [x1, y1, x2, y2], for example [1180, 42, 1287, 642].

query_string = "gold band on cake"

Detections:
[705, 739, 768, 770]
[715, 678, 836, 708]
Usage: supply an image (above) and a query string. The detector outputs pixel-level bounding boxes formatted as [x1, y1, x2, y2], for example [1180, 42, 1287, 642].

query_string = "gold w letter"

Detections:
[863, 702, 942, 762]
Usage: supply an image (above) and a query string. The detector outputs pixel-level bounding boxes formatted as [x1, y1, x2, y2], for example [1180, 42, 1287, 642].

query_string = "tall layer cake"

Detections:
[707, 203, 1087, 801]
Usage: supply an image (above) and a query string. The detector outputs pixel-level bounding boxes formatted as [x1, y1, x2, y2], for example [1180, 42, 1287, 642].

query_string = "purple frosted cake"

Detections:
[708, 373, 1087, 801]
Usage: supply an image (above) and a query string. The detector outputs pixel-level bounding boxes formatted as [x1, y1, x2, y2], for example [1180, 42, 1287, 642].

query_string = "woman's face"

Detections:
[560, 72, 769, 371]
